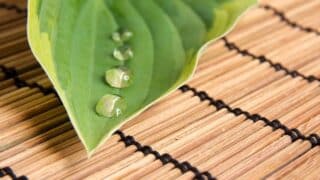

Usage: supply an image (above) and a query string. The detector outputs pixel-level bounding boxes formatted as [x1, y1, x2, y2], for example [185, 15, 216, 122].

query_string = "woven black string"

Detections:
[0, 3, 33, 180]
[0, 65, 59, 99]
[180, 85, 320, 148]
[221, 37, 320, 83]
[0, 53, 212, 179]
[0, 2, 317, 179]
[113, 130, 216, 180]
[0, 167, 28, 180]
[260, 4, 320, 36]
[0, 2, 27, 14]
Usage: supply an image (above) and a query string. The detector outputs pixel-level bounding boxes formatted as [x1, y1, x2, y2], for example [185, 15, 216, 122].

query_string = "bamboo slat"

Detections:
[1, 0, 320, 179]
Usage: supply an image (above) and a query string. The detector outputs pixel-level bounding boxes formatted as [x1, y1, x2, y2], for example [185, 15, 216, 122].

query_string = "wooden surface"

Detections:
[1, 0, 320, 179]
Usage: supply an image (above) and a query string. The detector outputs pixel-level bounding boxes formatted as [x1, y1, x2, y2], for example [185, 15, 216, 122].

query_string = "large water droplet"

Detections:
[113, 46, 134, 61]
[105, 67, 132, 88]
[96, 94, 126, 118]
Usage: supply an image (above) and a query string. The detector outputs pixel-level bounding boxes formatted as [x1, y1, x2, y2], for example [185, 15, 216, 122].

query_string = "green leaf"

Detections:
[27, 0, 256, 155]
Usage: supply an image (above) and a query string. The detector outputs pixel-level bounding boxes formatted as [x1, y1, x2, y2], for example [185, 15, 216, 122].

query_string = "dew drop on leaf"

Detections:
[105, 67, 132, 88]
[111, 32, 122, 43]
[120, 29, 133, 42]
[111, 29, 133, 44]
[96, 94, 127, 118]
[113, 45, 134, 61]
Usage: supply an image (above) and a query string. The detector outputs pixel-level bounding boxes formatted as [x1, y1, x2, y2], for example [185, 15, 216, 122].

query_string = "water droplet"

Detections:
[111, 32, 122, 43]
[111, 29, 133, 44]
[113, 46, 134, 61]
[96, 94, 126, 118]
[121, 30, 133, 42]
[105, 67, 132, 88]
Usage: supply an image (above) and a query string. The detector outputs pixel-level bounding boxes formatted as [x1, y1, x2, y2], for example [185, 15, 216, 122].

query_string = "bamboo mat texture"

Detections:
[1, 0, 320, 179]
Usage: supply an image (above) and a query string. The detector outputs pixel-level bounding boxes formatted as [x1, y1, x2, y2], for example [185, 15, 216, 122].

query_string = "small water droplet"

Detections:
[111, 32, 122, 43]
[121, 30, 133, 42]
[113, 46, 134, 61]
[105, 67, 132, 88]
[111, 29, 133, 44]
[96, 94, 126, 118]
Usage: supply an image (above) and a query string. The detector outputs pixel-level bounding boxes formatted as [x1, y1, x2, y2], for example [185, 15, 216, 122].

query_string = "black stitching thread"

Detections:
[180, 85, 320, 148]
[0, 65, 17, 78]
[0, 2, 27, 14]
[0, 2, 317, 178]
[260, 4, 320, 36]
[0, 167, 28, 180]
[113, 130, 216, 180]
[0, 65, 59, 99]
[0, 35, 201, 180]
[308, 134, 320, 147]
[221, 37, 320, 83]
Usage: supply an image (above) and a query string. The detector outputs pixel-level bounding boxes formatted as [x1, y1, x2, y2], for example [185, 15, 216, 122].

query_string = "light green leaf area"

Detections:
[27, 0, 256, 155]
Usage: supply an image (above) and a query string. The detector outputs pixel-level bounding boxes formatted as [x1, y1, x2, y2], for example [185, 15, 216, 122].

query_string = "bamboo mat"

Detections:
[1, 0, 320, 179]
